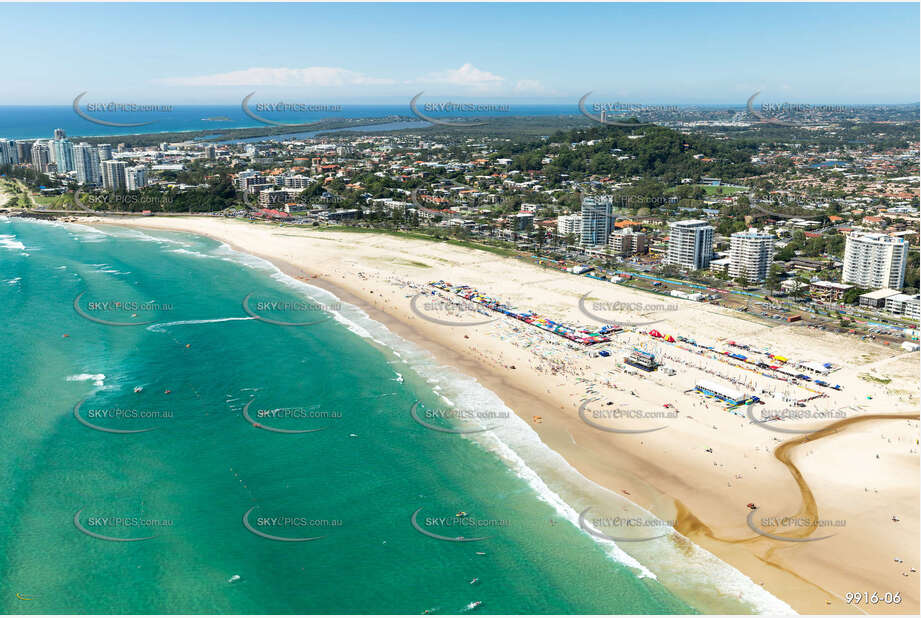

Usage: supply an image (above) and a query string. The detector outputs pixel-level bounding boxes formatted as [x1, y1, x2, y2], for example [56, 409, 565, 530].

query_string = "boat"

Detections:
[455, 511, 468, 517]
[469, 578, 479, 585]
[228, 574, 241, 583]
[469, 601, 483, 610]
[133, 386, 143, 393]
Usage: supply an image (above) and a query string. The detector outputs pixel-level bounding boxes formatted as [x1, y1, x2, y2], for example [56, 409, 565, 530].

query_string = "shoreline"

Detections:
[68, 216, 921, 614]
[0, 114, 421, 143]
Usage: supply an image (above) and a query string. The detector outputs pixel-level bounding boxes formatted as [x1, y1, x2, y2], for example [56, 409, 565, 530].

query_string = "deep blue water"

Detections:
[0, 104, 583, 141]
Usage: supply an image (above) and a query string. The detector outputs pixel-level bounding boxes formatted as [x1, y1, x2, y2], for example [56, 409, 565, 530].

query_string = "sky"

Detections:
[2, 2, 919, 105]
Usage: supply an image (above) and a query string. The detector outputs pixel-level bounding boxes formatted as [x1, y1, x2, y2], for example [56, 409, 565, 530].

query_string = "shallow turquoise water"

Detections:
[0, 218, 700, 614]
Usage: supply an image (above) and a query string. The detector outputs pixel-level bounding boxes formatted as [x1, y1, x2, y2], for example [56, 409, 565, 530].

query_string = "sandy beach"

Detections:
[85, 216, 920, 614]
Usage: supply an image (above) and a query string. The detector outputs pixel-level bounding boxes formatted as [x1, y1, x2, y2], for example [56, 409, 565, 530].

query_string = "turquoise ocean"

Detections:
[0, 217, 794, 614]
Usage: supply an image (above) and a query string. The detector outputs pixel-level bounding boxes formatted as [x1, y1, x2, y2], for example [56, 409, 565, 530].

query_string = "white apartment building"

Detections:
[101, 160, 127, 191]
[30, 141, 52, 173]
[258, 188, 289, 207]
[557, 213, 582, 238]
[884, 293, 920, 321]
[666, 220, 714, 270]
[125, 166, 148, 191]
[73, 143, 102, 185]
[281, 175, 312, 189]
[510, 212, 534, 231]
[842, 232, 909, 290]
[729, 229, 774, 283]
[581, 195, 613, 246]
[608, 227, 647, 256]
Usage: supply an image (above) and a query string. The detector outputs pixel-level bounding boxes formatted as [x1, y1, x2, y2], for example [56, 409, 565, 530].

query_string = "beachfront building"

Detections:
[608, 227, 647, 256]
[557, 213, 582, 238]
[858, 288, 901, 309]
[809, 280, 853, 303]
[258, 188, 289, 207]
[580, 195, 613, 246]
[30, 141, 52, 173]
[729, 229, 774, 283]
[15, 141, 32, 164]
[51, 138, 75, 173]
[510, 212, 534, 232]
[884, 293, 920, 320]
[0, 139, 19, 166]
[96, 144, 113, 162]
[235, 170, 268, 193]
[842, 232, 909, 290]
[74, 143, 102, 185]
[101, 160, 128, 191]
[125, 166, 148, 191]
[666, 220, 714, 270]
[709, 256, 731, 275]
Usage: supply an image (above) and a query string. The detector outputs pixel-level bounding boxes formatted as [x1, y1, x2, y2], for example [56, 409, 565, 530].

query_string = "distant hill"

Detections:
[497, 123, 760, 186]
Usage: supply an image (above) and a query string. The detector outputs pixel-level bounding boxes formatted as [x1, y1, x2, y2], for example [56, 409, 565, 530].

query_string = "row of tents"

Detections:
[430, 281, 620, 345]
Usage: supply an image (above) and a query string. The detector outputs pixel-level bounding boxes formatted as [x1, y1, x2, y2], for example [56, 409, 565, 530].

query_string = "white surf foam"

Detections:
[0, 234, 25, 250]
[102, 227, 191, 247]
[146, 317, 255, 333]
[66, 373, 106, 387]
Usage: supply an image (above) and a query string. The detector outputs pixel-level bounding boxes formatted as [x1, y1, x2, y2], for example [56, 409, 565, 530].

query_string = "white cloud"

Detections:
[156, 67, 395, 87]
[417, 63, 506, 88]
[155, 63, 547, 96]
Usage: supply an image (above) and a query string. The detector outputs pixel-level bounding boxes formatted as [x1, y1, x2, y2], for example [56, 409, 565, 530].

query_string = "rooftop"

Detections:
[860, 288, 902, 300]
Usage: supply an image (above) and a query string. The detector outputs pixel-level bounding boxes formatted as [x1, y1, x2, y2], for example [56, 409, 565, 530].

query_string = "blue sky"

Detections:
[3, 2, 918, 104]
